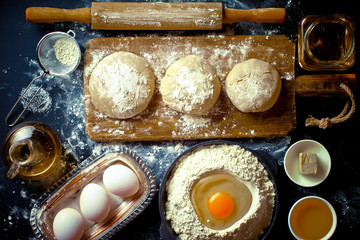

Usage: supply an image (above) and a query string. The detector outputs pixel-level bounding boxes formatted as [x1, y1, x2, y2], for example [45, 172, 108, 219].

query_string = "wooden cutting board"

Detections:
[83, 35, 295, 142]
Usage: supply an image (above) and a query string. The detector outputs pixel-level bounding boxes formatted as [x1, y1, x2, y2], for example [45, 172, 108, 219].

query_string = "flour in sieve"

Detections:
[54, 38, 78, 66]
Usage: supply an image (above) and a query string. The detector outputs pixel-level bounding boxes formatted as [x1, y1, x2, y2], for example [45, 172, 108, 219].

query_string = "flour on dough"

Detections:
[225, 58, 281, 113]
[89, 51, 155, 119]
[160, 55, 221, 115]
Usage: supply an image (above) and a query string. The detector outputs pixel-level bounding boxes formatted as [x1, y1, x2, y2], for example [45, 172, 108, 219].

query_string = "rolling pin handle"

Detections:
[223, 8, 286, 24]
[25, 7, 91, 24]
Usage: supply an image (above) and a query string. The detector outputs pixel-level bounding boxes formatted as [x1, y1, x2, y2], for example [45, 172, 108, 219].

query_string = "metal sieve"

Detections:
[5, 30, 81, 127]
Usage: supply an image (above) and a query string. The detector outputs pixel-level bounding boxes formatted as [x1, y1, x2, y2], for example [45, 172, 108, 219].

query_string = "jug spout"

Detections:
[7, 139, 43, 179]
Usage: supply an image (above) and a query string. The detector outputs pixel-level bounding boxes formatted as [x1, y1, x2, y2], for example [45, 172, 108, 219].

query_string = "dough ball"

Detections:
[225, 58, 281, 112]
[89, 51, 155, 119]
[160, 55, 221, 115]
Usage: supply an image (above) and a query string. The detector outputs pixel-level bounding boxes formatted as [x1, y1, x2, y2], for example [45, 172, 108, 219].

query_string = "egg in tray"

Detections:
[30, 148, 156, 240]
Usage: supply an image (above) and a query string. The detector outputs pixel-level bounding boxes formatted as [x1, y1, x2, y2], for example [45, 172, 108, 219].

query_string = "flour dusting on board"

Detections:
[84, 35, 295, 142]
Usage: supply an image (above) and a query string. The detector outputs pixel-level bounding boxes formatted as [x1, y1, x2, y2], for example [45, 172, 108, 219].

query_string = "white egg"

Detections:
[103, 164, 140, 197]
[79, 183, 110, 222]
[53, 208, 84, 240]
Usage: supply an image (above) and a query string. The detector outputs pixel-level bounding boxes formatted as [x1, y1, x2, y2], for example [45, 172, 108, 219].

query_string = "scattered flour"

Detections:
[83, 49, 110, 78]
[180, 115, 211, 128]
[20, 85, 52, 113]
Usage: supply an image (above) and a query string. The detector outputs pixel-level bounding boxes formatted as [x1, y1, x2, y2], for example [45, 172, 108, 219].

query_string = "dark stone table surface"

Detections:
[0, 0, 359, 239]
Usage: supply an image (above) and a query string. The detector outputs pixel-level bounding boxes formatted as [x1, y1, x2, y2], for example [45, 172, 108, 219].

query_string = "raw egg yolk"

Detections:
[191, 173, 253, 230]
[208, 192, 234, 219]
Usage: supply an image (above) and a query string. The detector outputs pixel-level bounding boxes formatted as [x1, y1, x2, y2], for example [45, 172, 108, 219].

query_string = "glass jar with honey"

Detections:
[298, 15, 355, 71]
[2, 121, 62, 180]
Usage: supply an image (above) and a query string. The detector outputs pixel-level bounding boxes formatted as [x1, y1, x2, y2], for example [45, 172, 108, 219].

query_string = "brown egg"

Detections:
[190, 173, 253, 230]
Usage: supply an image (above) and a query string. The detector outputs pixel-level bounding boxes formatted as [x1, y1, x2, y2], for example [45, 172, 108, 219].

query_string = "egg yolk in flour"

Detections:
[208, 192, 234, 219]
[190, 173, 253, 230]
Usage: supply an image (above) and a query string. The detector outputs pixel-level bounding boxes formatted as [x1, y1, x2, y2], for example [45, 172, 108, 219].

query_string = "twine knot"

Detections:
[305, 83, 356, 129]
[319, 117, 332, 129]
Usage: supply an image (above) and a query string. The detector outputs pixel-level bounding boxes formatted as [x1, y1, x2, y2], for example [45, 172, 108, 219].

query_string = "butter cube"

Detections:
[299, 152, 318, 175]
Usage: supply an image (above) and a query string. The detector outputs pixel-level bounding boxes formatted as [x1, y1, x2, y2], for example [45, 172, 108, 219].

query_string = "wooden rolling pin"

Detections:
[25, 2, 286, 30]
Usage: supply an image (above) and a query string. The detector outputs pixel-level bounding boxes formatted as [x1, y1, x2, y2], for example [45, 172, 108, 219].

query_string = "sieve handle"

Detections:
[5, 72, 46, 127]
[26, 7, 91, 23]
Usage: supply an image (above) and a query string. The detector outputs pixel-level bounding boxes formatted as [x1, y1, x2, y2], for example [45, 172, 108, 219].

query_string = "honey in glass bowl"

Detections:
[289, 196, 337, 240]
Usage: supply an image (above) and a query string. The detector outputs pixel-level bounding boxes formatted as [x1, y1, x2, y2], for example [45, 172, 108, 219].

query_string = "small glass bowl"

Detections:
[298, 15, 355, 71]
